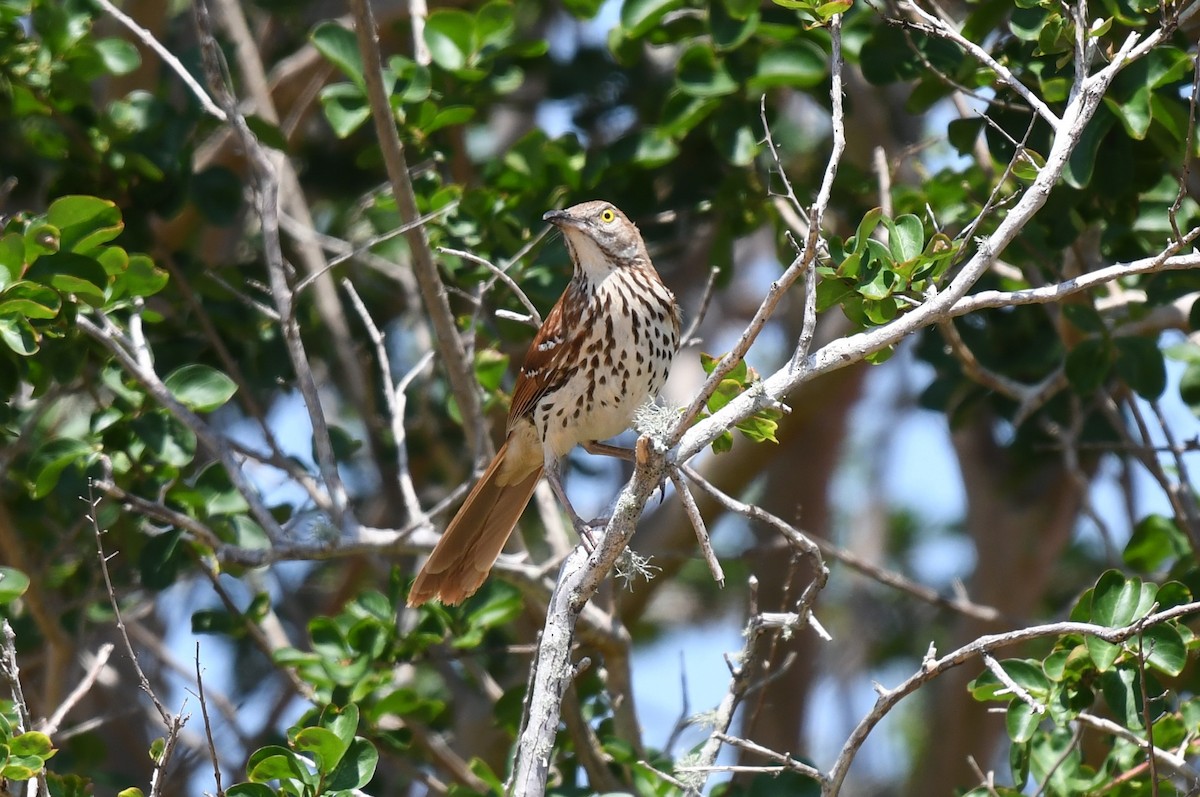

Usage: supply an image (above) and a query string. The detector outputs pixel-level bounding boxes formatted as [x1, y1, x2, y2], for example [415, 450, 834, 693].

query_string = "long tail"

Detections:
[407, 441, 542, 606]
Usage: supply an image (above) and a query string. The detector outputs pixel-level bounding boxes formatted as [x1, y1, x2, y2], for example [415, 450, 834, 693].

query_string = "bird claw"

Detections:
[576, 516, 609, 552]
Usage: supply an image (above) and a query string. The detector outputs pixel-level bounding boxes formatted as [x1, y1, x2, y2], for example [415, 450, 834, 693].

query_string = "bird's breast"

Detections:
[534, 268, 679, 460]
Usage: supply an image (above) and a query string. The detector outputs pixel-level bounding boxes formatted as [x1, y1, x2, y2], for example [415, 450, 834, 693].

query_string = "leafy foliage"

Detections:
[0, 0, 1197, 794]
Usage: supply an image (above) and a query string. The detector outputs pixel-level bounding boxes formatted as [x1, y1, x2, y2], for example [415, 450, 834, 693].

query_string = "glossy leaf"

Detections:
[310, 22, 364, 85]
[0, 567, 30, 604]
[621, 0, 685, 37]
[677, 45, 737, 97]
[424, 9, 475, 71]
[164, 364, 238, 413]
[748, 41, 827, 91]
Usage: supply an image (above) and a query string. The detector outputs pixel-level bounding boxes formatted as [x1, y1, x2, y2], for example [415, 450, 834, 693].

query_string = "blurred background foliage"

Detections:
[0, 0, 1199, 793]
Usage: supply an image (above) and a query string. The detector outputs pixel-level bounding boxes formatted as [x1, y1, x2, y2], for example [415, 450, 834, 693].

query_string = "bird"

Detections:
[407, 200, 682, 606]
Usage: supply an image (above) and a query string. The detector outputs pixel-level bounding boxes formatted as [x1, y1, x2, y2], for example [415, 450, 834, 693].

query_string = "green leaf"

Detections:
[0, 315, 37, 356]
[9, 732, 52, 758]
[711, 2, 759, 51]
[477, 348, 511, 393]
[139, 531, 184, 591]
[423, 105, 475, 134]
[45, 195, 123, 254]
[246, 745, 311, 783]
[847, 208, 884, 255]
[23, 221, 59, 258]
[319, 83, 371, 139]
[327, 703, 360, 747]
[0, 567, 30, 604]
[633, 128, 680, 168]
[947, 117, 984, 155]
[1123, 514, 1188, 571]
[25, 252, 109, 302]
[225, 785, 277, 797]
[1064, 110, 1114, 188]
[94, 38, 140, 75]
[164, 364, 238, 412]
[1064, 338, 1112, 394]
[711, 115, 757, 166]
[0, 233, 24, 290]
[620, 0, 685, 37]
[1182, 362, 1200, 415]
[1011, 148, 1046, 181]
[294, 727, 348, 773]
[815, 278, 856, 313]
[424, 9, 475, 71]
[387, 56, 432, 104]
[245, 115, 290, 151]
[0, 281, 63, 319]
[1114, 336, 1166, 398]
[115, 790, 144, 797]
[30, 437, 95, 498]
[310, 22, 364, 86]
[1091, 570, 1150, 628]
[886, 214, 924, 262]
[677, 45, 737, 98]
[1006, 700, 1041, 744]
[1099, 668, 1143, 731]
[969, 659, 1049, 702]
[722, 0, 759, 17]
[1061, 304, 1105, 333]
[466, 587, 522, 632]
[116, 255, 169, 298]
[1140, 623, 1187, 676]
[131, 412, 197, 468]
[325, 737, 378, 790]
[660, 92, 720, 138]
[747, 41, 827, 92]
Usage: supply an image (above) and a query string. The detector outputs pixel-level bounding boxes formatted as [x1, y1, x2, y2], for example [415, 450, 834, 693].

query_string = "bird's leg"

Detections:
[544, 457, 602, 550]
[582, 440, 635, 461]
[583, 440, 669, 505]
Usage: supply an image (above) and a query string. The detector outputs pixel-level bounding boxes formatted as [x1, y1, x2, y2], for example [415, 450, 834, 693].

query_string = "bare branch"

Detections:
[903, 0, 1061, 128]
[194, 643, 225, 797]
[348, 0, 488, 462]
[92, 0, 227, 120]
[87, 487, 188, 797]
[668, 468, 724, 587]
[439, 246, 543, 327]
[40, 643, 115, 736]
[679, 266, 721, 348]
[824, 601, 1200, 794]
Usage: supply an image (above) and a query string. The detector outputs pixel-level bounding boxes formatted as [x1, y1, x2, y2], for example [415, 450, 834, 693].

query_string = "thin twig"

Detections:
[40, 643, 115, 735]
[903, 0, 1060, 128]
[87, 486, 188, 797]
[681, 464, 1001, 622]
[679, 266, 721, 348]
[668, 468, 724, 587]
[825, 601, 1200, 794]
[92, 0, 227, 120]
[0, 620, 50, 797]
[439, 246, 542, 327]
[194, 0, 351, 524]
[342, 278, 430, 522]
[982, 653, 1044, 714]
[348, 0, 487, 462]
[194, 642, 225, 797]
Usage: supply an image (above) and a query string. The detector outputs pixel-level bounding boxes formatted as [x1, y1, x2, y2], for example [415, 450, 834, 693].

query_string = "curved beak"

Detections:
[543, 209, 582, 228]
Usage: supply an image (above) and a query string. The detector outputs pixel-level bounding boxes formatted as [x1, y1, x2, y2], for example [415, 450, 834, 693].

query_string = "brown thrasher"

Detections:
[408, 201, 681, 606]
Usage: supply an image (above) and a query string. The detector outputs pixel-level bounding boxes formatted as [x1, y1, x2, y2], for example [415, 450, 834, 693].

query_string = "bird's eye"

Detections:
[600, 208, 616, 223]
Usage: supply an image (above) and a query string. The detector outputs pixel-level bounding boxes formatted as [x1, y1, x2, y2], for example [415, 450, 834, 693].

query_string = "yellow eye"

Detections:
[600, 208, 616, 223]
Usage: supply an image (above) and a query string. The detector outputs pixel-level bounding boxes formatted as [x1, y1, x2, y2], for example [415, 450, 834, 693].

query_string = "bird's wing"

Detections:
[506, 284, 589, 431]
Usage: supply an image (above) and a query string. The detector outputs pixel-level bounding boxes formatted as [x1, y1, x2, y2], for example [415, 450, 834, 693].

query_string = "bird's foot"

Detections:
[575, 516, 610, 552]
